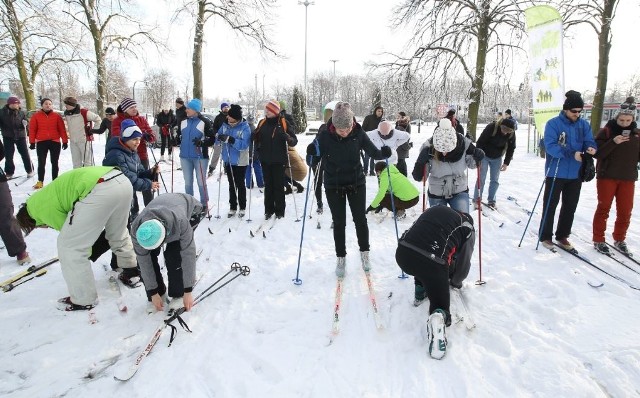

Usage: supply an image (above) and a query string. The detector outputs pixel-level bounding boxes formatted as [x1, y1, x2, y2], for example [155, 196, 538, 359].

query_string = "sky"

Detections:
[2, 125, 640, 396]
[133, 0, 639, 103]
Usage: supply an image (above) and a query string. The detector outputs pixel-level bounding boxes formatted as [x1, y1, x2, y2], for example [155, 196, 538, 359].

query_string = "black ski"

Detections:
[606, 242, 640, 267]
[595, 250, 640, 276]
[554, 243, 640, 291]
[6, 175, 25, 181]
[0, 257, 59, 291]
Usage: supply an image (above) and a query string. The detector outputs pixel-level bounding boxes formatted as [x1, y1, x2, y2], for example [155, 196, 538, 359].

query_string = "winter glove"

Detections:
[472, 148, 485, 165]
[29, 143, 36, 150]
[380, 146, 392, 159]
[366, 205, 377, 214]
[192, 137, 204, 147]
[62, 143, 68, 150]
[416, 147, 433, 164]
[85, 132, 94, 141]
[218, 134, 228, 143]
[143, 133, 155, 143]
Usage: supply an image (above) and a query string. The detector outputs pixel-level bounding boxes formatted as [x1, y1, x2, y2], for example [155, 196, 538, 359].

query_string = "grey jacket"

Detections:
[131, 193, 204, 293]
[419, 136, 477, 199]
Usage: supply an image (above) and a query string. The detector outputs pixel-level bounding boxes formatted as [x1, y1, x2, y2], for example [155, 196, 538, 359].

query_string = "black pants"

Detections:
[160, 133, 172, 156]
[0, 181, 26, 257]
[362, 152, 375, 175]
[312, 162, 324, 208]
[3, 137, 32, 175]
[396, 245, 450, 317]
[539, 177, 582, 241]
[36, 140, 61, 182]
[396, 159, 408, 177]
[145, 241, 184, 299]
[379, 194, 419, 211]
[263, 163, 286, 217]
[325, 185, 369, 257]
[132, 158, 154, 215]
[224, 163, 247, 210]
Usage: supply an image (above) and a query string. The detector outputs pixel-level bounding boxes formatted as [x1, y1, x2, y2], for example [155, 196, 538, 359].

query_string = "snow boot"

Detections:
[17, 251, 31, 265]
[395, 209, 406, 219]
[238, 209, 245, 218]
[427, 309, 448, 359]
[414, 284, 427, 307]
[227, 209, 237, 218]
[487, 201, 497, 210]
[541, 240, 555, 250]
[614, 241, 630, 255]
[27, 171, 35, 178]
[593, 241, 610, 254]
[336, 257, 346, 278]
[119, 268, 142, 288]
[57, 296, 95, 312]
[360, 251, 371, 272]
[556, 238, 575, 252]
[33, 181, 43, 189]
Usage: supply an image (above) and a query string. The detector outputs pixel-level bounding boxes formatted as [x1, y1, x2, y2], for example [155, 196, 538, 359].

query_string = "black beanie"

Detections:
[500, 118, 516, 130]
[563, 90, 584, 110]
[228, 104, 243, 121]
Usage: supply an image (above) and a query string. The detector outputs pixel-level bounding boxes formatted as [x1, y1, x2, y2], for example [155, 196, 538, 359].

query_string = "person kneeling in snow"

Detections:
[395, 205, 475, 359]
[367, 161, 419, 219]
[15, 166, 137, 311]
[131, 193, 204, 313]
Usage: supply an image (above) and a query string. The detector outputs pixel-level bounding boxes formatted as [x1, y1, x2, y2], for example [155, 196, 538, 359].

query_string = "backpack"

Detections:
[256, 116, 288, 141]
[579, 153, 595, 182]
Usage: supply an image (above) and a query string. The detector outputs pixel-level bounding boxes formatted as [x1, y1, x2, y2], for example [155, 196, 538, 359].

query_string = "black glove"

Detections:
[143, 133, 155, 143]
[226, 135, 235, 144]
[218, 134, 228, 143]
[62, 143, 68, 150]
[175, 134, 181, 146]
[472, 148, 485, 164]
[29, 143, 36, 150]
[192, 137, 203, 147]
[380, 146, 392, 159]
[366, 205, 375, 213]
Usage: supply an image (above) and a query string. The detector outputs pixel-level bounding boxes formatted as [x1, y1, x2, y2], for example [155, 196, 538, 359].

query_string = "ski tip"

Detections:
[208, 228, 214, 235]
[587, 281, 604, 288]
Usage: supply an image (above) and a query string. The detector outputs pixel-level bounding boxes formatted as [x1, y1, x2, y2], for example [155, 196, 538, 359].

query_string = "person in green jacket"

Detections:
[15, 166, 137, 311]
[366, 162, 419, 219]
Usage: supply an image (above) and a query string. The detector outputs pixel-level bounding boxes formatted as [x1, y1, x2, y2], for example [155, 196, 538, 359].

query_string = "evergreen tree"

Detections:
[292, 86, 307, 133]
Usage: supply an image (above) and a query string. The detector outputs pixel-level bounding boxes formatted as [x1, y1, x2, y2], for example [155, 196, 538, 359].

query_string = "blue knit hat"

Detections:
[120, 119, 143, 142]
[187, 98, 202, 113]
[136, 219, 166, 250]
[220, 102, 230, 110]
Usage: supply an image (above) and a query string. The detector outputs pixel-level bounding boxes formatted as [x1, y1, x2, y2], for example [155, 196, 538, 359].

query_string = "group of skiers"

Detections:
[1, 90, 638, 360]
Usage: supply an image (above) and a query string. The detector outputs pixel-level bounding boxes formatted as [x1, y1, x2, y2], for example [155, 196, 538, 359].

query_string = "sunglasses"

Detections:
[568, 109, 582, 114]
[620, 103, 637, 110]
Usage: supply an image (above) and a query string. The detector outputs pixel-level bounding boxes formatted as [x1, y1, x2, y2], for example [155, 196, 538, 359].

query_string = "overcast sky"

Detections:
[136, 0, 640, 103]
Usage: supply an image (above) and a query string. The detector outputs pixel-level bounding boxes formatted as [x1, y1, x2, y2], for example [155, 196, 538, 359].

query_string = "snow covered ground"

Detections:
[1, 123, 639, 398]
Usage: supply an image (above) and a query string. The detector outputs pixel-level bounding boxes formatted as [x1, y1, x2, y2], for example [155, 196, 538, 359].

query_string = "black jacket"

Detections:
[475, 121, 516, 165]
[311, 118, 387, 189]
[173, 106, 188, 135]
[0, 105, 28, 139]
[254, 115, 297, 165]
[362, 112, 382, 133]
[156, 110, 176, 127]
[398, 205, 475, 287]
[212, 111, 227, 135]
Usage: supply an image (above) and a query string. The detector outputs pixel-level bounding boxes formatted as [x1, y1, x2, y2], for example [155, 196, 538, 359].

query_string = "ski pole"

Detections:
[196, 145, 211, 220]
[475, 164, 485, 285]
[384, 157, 407, 280]
[246, 143, 255, 222]
[286, 142, 301, 222]
[147, 145, 168, 193]
[422, 163, 427, 211]
[293, 158, 315, 285]
[214, 145, 223, 219]
[535, 157, 561, 250]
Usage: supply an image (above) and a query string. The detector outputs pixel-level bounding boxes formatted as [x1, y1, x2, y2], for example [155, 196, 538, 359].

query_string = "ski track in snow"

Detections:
[1, 124, 640, 397]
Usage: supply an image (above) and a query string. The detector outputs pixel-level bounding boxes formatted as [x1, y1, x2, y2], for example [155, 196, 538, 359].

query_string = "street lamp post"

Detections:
[132, 80, 146, 101]
[298, 1, 314, 98]
[329, 59, 338, 99]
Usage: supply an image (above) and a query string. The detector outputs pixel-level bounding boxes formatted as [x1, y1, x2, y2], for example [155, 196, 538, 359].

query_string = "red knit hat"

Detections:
[265, 100, 280, 116]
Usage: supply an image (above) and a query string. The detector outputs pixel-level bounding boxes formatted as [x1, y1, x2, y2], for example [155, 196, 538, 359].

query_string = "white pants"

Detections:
[57, 171, 136, 305]
[70, 140, 94, 169]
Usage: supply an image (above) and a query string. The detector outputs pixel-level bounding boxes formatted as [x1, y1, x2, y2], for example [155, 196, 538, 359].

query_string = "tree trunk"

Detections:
[82, 0, 105, 114]
[467, 1, 490, 141]
[192, 0, 205, 99]
[590, 0, 617, 136]
[2, 0, 36, 110]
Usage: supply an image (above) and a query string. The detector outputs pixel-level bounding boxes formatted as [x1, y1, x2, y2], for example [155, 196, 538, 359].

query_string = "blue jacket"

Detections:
[217, 120, 251, 166]
[179, 114, 215, 159]
[544, 111, 597, 179]
[102, 137, 154, 192]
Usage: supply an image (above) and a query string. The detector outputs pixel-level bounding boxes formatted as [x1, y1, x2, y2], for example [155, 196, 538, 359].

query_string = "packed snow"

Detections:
[1, 123, 639, 397]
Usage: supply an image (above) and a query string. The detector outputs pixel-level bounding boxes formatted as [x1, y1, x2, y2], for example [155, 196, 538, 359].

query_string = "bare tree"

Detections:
[0, 0, 83, 110]
[62, 0, 164, 114]
[173, 0, 279, 100]
[144, 69, 176, 114]
[384, 0, 530, 140]
[561, 0, 620, 135]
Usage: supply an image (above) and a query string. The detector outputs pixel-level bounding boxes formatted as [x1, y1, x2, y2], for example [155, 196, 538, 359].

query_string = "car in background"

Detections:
[410, 119, 426, 126]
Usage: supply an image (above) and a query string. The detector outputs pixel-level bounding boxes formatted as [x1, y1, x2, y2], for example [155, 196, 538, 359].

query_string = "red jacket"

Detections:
[111, 109, 154, 161]
[29, 110, 68, 144]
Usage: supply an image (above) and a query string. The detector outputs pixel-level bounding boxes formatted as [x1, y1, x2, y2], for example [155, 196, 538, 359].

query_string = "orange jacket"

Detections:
[29, 110, 68, 144]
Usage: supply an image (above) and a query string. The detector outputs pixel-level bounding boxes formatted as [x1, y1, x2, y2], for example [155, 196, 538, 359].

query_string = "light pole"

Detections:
[132, 80, 146, 101]
[298, 0, 314, 98]
[330, 59, 338, 99]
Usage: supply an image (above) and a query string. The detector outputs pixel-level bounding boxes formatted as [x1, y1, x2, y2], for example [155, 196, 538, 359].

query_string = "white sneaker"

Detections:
[167, 297, 183, 312]
[360, 251, 371, 272]
[427, 309, 447, 360]
[238, 209, 245, 218]
[27, 171, 35, 178]
[336, 257, 346, 278]
[227, 209, 237, 218]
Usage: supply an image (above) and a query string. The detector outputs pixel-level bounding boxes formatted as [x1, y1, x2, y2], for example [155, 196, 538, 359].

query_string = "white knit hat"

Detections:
[433, 118, 457, 153]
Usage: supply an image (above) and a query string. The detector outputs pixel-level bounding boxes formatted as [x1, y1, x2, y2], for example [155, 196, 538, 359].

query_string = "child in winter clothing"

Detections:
[592, 97, 640, 254]
[367, 162, 419, 218]
[15, 166, 137, 311]
[217, 104, 251, 217]
[131, 193, 205, 313]
[413, 118, 484, 213]
[395, 205, 476, 359]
